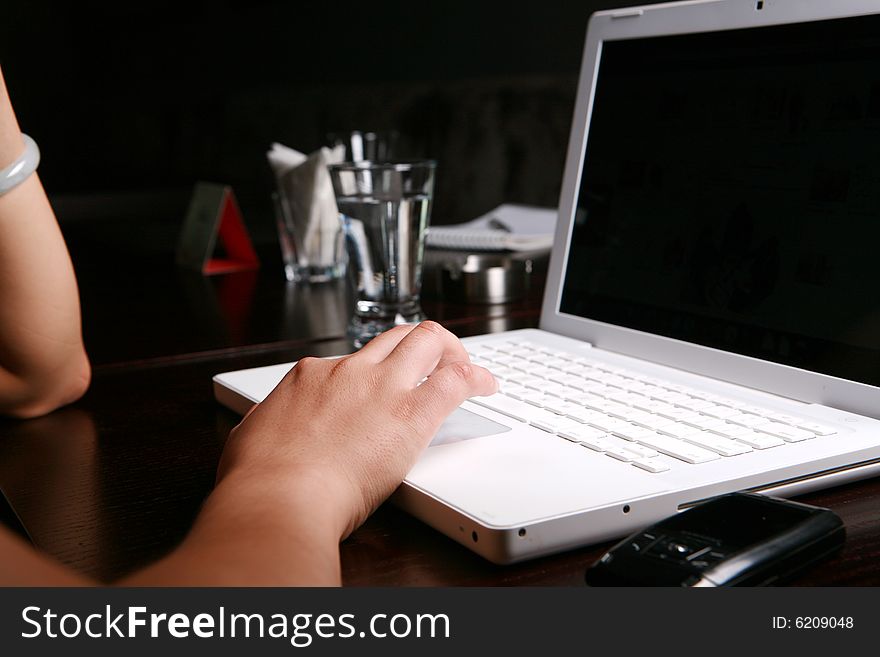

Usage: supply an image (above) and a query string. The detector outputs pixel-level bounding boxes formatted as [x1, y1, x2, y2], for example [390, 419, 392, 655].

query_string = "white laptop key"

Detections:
[555, 387, 583, 400]
[634, 433, 720, 464]
[578, 435, 619, 452]
[701, 405, 743, 419]
[619, 393, 654, 406]
[470, 394, 535, 422]
[657, 423, 701, 441]
[493, 345, 530, 357]
[570, 382, 605, 395]
[542, 384, 574, 398]
[504, 387, 532, 402]
[755, 423, 816, 442]
[530, 412, 580, 434]
[563, 391, 594, 405]
[759, 411, 794, 423]
[604, 390, 636, 404]
[632, 458, 671, 473]
[562, 407, 603, 424]
[524, 395, 553, 408]
[676, 398, 716, 412]
[650, 391, 691, 404]
[528, 366, 558, 378]
[558, 425, 607, 443]
[681, 416, 728, 432]
[588, 416, 638, 434]
[617, 442, 659, 459]
[498, 379, 525, 392]
[583, 398, 630, 417]
[655, 406, 702, 422]
[612, 424, 659, 443]
[706, 423, 746, 437]
[631, 398, 676, 414]
[681, 433, 752, 457]
[605, 446, 639, 462]
[726, 413, 770, 428]
[500, 383, 528, 398]
[722, 429, 785, 450]
[600, 435, 640, 455]
[581, 370, 607, 383]
[623, 409, 670, 428]
[569, 377, 602, 390]
[548, 373, 581, 386]
[542, 399, 580, 416]
[543, 371, 568, 384]
[796, 421, 838, 436]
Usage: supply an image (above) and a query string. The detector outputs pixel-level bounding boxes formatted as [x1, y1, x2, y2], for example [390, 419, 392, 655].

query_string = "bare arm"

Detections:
[0, 322, 497, 585]
[0, 66, 90, 418]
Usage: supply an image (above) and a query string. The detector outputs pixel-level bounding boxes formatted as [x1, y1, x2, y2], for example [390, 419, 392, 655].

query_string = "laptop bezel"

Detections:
[540, 0, 880, 419]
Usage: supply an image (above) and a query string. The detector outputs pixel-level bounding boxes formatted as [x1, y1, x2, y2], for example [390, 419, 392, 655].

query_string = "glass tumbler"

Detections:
[328, 160, 436, 347]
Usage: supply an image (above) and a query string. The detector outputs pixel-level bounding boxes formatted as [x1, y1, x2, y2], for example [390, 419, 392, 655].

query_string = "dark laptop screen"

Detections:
[559, 12, 880, 387]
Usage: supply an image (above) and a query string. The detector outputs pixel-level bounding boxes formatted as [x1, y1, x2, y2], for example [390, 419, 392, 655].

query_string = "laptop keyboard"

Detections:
[466, 338, 838, 474]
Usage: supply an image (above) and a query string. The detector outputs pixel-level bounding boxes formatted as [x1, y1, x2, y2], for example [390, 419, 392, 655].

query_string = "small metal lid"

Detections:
[422, 249, 547, 304]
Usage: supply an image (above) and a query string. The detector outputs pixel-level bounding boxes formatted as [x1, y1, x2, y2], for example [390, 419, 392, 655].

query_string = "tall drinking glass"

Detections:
[329, 160, 436, 347]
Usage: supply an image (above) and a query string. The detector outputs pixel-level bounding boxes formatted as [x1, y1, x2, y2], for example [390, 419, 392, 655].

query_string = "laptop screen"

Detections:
[559, 12, 880, 387]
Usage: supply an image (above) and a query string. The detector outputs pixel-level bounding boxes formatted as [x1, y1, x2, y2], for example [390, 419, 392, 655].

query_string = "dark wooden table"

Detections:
[1, 213, 879, 585]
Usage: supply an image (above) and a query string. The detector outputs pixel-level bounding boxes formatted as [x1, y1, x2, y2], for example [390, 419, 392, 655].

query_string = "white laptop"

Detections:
[215, 0, 880, 564]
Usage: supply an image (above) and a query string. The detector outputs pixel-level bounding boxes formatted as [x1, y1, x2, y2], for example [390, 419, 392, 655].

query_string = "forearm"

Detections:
[0, 175, 90, 415]
[118, 470, 346, 586]
[0, 67, 90, 417]
[0, 322, 494, 587]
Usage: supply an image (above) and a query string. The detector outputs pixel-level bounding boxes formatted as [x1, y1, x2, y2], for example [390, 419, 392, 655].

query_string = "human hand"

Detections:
[217, 321, 498, 540]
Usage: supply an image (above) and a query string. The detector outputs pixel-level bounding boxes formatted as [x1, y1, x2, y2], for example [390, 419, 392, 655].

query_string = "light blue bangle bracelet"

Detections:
[0, 134, 40, 196]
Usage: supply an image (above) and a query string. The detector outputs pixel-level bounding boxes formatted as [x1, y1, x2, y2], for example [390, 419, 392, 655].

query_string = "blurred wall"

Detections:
[0, 0, 653, 236]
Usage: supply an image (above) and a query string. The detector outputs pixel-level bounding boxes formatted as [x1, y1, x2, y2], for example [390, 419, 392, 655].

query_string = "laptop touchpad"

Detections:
[429, 407, 511, 447]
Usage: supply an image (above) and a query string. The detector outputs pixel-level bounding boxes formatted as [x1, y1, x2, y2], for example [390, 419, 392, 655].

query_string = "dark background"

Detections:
[0, 0, 654, 242]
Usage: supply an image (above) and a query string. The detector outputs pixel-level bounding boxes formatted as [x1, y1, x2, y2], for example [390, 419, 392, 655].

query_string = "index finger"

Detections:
[379, 321, 473, 385]
[410, 359, 499, 432]
[351, 323, 419, 363]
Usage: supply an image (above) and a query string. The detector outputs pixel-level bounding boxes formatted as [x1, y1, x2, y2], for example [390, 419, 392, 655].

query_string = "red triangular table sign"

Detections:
[177, 182, 260, 276]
